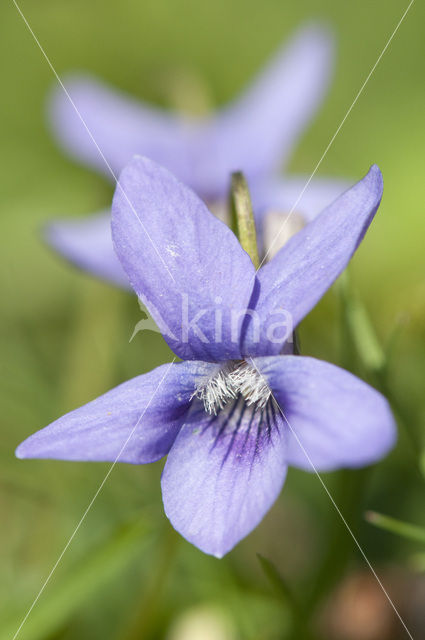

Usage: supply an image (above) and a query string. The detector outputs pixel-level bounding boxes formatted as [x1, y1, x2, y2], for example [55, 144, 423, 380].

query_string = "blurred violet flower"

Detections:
[46, 23, 349, 287]
[17, 158, 396, 557]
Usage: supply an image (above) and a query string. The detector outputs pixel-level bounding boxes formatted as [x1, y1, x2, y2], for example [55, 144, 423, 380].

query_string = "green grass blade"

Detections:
[366, 511, 425, 544]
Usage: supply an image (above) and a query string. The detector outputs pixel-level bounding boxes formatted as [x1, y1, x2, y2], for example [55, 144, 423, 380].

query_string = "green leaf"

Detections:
[365, 511, 425, 544]
[1, 519, 151, 640]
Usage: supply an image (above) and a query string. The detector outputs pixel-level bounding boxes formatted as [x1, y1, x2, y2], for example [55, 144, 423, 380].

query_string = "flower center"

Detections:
[194, 360, 272, 415]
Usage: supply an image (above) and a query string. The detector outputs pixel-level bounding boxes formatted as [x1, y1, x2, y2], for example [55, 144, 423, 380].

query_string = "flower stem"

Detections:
[60, 280, 124, 408]
[230, 172, 260, 269]
[119, 527, 179, 639]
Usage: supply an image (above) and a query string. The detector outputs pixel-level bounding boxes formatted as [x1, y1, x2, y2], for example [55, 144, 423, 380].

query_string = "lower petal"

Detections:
[16, 361, 216, 464]
[256, 355, 396, 471]
[161, 398, 287, 557]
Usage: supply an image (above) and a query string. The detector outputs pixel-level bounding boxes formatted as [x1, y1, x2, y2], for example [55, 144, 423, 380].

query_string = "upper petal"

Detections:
[256, 355, 396, 471]
[208, 23, 335, 187]
[16, 361, 216, 464]
[45, 211, 131, 288]
[243, 166, 383, 356]
[161, 398, 287, 557]
[111, 157, 256, 361]
[48, 75, 204, 189]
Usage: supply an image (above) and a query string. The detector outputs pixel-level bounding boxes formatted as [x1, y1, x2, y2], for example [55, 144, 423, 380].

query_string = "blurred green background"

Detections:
[1, 1, 424, 639]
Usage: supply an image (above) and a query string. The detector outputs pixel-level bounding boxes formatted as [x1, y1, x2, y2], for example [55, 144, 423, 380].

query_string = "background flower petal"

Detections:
[48, 74, 204, 190]
[251, 175, 350, 256]
[47, 23, 334, 203]
[45, 211, 131, 288]
[208, 23, 334, 189]
[112, 157, 256, 361]
[256, 355, 396, 471]
[243, 165, 383, 356]
[252, 175, 351, 225]
[16, 361, 216, 464]
[161, 399, 287, 557]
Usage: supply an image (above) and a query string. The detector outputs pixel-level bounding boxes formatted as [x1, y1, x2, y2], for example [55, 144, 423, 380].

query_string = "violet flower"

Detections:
[46, 23, 348, 287]
[17, 158, 395, 557]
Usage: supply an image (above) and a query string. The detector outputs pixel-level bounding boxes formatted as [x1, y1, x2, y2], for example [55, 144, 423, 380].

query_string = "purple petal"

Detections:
[45, 211, 131, 288]
[256, 355, 396, 471]
[112, 157, 256, 362]
[161, 399, 287, 557]
[243, 166, 383, 356]
[208, 23, 335, 187]
[16, 361, 216, 464]
[48, 75, 204, 190]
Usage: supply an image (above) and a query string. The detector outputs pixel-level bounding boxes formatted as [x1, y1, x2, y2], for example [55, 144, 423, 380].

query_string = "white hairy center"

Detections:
[194, 361, 271, 415]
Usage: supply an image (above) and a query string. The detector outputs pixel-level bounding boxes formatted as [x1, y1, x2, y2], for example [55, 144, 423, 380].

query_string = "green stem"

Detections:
[160, 67, 212, 116]
[119, 527, 179, 640]
[230, 172, 260, 269]
[60, 280, 124, 408]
